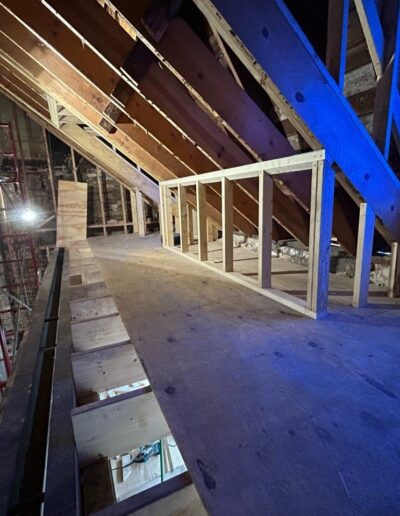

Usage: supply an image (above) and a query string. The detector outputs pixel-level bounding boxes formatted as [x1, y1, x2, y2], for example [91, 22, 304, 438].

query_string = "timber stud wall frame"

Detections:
[160, 150, 335, 319]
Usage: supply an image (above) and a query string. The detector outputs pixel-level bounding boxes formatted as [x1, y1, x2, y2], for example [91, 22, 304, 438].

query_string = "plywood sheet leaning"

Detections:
[56, 180, 88, 247]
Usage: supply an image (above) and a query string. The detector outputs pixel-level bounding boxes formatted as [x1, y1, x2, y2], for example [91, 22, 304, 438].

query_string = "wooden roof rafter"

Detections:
[1, 0, 251, 174]
[70, 0, 358, 252]
[0, 0, 373, 252]
[0, 48, 256, 236]
[0, 0, 310, 242]
[0, 0, 275, 238]
[0, 33, 175, 181]
[194, 0, 400, 243]
[0, 79, 159, 203]
[354, 0, 400, 159]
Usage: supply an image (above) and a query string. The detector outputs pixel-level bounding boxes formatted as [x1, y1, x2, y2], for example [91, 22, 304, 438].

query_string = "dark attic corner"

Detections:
[0, 0, 399, 515]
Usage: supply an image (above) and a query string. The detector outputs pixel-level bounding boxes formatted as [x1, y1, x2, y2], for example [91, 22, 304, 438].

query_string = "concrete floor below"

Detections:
[90, 233, 400, 515]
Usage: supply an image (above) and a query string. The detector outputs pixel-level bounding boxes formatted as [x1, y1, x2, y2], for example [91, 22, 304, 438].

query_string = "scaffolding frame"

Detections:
[0, 121, 39, 392]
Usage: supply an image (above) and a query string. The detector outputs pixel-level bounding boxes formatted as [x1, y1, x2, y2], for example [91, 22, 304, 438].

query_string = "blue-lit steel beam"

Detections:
[194, 0, 400, 242]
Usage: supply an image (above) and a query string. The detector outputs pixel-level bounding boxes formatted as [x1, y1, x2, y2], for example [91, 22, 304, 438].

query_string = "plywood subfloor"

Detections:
[90, 234, 400, 516]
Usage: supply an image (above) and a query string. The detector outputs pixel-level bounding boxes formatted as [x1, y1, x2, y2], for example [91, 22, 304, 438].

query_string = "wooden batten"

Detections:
[71, 387, 170, 464]
[71, 341, 147, 397]
[71, 314, 130, 352]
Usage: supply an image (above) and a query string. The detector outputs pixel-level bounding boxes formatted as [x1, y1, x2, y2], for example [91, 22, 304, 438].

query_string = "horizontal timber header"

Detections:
[161, 150, 326, 187]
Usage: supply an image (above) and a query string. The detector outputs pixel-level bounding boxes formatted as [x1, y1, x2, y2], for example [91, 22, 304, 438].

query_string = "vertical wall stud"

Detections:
[222, 177, 233, 272]
[96, 167, 107, 236]
[130, 190, 139, 233]
[196, 182, 208, 261]
[307, 161, 335, 316]
[161, 186, 174, 247]
[258, 171, 273, 288]
[135, 190, 146, 237]
[43, 128, 57, 214]
[120, 184, 128, 234]
[178, 184, 188, 252]
[326, 0, 349, 90]
[187, 205, 195, 245]
[71, 147, 78, 182]
[388, 241, 400, 298]
[353, 203, 375, 307]
[159, 185, 166, 244]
